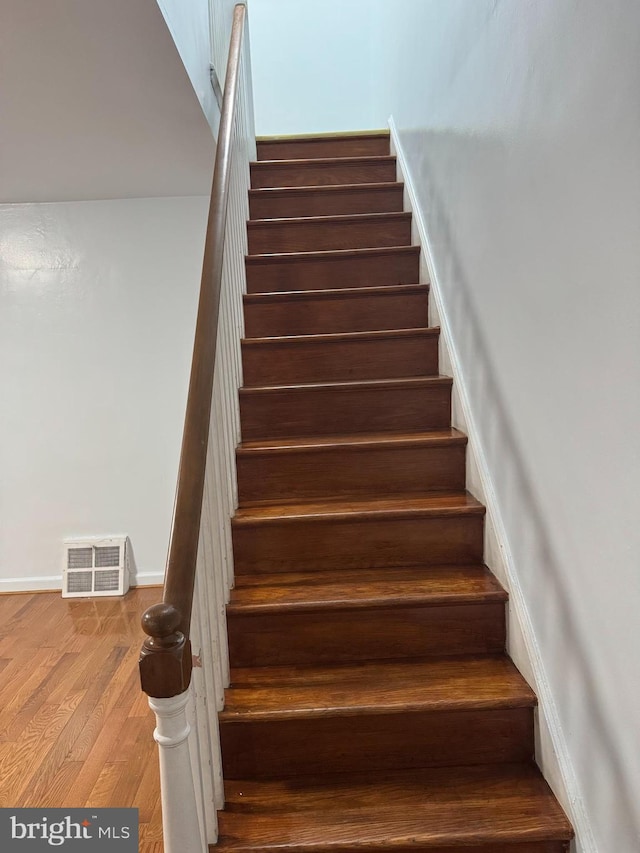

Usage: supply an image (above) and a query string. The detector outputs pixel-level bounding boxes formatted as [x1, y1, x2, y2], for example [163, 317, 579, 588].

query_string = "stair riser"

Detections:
[246, 248, 420, 293]
[247, 216, 412, 254]
[237, 443, 466, 503]
[251, 159, 397, 188]
[232, 514, 484, 573]
[242, 334, 438, 386]
[240, 383, 452, 440]
[249, 185, 404, 219]
[244, 288, 429, 337]
[257, 136, 390, 160]
[221, 707, 533, 779]
[227, 602, 504, 666]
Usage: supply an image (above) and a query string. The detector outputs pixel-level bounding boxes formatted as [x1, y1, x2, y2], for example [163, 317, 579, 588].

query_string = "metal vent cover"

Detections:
[62, 537, 130, 598]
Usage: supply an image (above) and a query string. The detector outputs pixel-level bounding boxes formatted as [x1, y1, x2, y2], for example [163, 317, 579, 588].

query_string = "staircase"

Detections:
[215, 132, 573, 853]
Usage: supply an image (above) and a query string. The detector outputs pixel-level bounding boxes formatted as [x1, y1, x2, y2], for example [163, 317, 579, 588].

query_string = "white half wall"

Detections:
[374, 1, 640, 850]
[247, 0, 386, 135]
[0, 197, 209, 589]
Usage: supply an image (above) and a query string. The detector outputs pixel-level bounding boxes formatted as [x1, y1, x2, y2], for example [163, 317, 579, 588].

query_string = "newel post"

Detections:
[140, 604, 206, 853]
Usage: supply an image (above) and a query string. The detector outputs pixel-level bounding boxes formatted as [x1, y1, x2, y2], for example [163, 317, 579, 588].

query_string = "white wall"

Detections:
[248, 0, 386, 135]
[0, 197, 209, 589]
[156, 0, 220, 132]
[371, 1, 639, 850]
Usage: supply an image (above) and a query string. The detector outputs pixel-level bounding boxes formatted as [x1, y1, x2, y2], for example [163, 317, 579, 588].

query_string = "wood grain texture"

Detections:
[239, 376, 452, 440]
[223, 656, 534, 715]
[227, 564, 506, 613]
[221, 707, 534, 778]
[236, 429, 466, 503]
[250, 156, 398, 188]
[243, 284, 429, 337]
[249, 183, 404, 219]
[232, 493, 484, 573]
[0, 588, 162, 852]
[256, 132, 390, 161]
[227, 564, 506, 666]
[241, 328, 439, 386]
[218, 764, 572, 851]
[245, 246, 420, 293]
[247, 212, 412, 253]
[227, 602, 504, 668]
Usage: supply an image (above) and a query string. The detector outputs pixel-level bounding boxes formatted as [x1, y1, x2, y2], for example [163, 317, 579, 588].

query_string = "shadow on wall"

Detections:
[406, 127, 636, 851]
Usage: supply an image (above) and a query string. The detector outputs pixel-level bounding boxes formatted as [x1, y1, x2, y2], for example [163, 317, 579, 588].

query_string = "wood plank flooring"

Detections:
[0, 587, 163, 852]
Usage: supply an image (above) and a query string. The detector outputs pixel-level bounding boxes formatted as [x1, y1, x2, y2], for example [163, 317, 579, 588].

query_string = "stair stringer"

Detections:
[388, 116, 595, 853]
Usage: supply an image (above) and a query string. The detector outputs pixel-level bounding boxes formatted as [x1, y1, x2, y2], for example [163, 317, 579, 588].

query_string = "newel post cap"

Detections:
[139, 603, 192, 699]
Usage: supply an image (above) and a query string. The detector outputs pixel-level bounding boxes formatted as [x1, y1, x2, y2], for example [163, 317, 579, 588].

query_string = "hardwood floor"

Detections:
[0, 587, 163, 852]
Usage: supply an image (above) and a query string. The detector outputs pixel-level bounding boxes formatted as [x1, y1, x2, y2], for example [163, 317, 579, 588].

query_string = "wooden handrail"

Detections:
[140, 3, 247, 699]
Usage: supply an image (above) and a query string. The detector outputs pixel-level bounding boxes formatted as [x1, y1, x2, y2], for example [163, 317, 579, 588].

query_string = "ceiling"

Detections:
[0, 0, 216, 202]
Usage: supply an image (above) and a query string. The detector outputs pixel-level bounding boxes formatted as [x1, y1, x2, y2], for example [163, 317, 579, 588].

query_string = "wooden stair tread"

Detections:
[228, 564, 506, 611]
[256, 131, 389, 148]
[218, 764, 573, 850]
[238, 428, 466, 453]
[247, 212, 412, 253]
[255, 132, 390, 162]
[246, 245, 420, 264]
[249, 181, 403, 198]
[234, 492, 484, 524]
[221, 656, 534, 721]
[256, 130, 389, 139]
[240, 375, 452, 394]
[248, 211, 410, 227]
[243, 283, 427, 304]
[251, 154, 397, 168]
[243, 327, 438, 345]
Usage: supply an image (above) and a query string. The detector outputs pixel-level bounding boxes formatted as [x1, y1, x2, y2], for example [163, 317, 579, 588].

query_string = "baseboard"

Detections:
[0, 576, 63, 594]
[0, 570, 165, 594]
[131, 571, 166, 587]
[389, 115, 595, 853]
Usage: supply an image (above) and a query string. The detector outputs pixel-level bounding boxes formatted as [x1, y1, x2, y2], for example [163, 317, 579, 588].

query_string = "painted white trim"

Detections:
[389, 115, 595, 853]
[0, 570, 164, 594]
[0, 576, 63, 594]
[132, 571, 166, 587]
[149, 689, 208, 853]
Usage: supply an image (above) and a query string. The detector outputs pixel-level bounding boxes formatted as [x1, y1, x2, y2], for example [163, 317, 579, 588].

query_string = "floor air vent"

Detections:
[62, 537, 130, 598]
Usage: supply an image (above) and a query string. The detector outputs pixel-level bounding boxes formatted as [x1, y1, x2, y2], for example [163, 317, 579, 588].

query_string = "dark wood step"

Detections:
[246, 246, 420, 293]
[239, 375, 452, 441]
[247, 212, 412, 254]
[236, 429, 466, 503]
[220, 656, 534, 778]
[227, 565, 505, 665]
[232, 493, 485, 574]
[250, 156, 397, 189]
[256, 132, 390, 161]
[244, 284, 429, 337]
[224, 656, 530, 711]
[217, 763, 573, 851]
[241, 328, 439, 386]
[249, 183, 404, 219]
[219, 707, 528, 778]
[229, 564, 505, 614]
